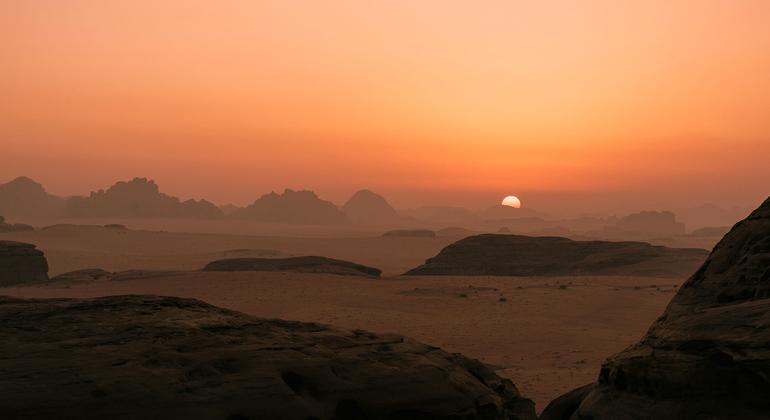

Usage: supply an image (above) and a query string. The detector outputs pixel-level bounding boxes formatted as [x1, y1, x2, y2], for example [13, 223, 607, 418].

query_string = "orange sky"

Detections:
[2, 1, 769, 211]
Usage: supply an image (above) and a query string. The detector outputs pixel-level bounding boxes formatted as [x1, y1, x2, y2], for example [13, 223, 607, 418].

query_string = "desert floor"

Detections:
[0, 225, 686, 411]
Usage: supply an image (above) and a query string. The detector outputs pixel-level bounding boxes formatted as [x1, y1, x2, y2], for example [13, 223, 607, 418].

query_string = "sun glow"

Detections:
[502, 196, 521, 208]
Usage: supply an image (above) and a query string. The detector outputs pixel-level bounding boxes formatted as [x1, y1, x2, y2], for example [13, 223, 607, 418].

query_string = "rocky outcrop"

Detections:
[231, 189, 349, 225]
[342, 189, 401, 225]
[0, 216, 34, 232]
[204, 256, 382, 278]
[382, 229, 436, 238]
[65, 178, 223, 219]
[404, 234, 708, 277]
[0, 295, 536, 420]
[594, 210, 686, 241]
[0, 241, 48, 285]
[0, 177, 64, 219]
[544, 197, 770, 420]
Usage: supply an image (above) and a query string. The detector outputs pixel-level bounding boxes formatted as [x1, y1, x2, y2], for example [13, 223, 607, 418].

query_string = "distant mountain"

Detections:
[0, 177, 64, 219]
[341, 190, 400, 225]
[218, 203, 241, 216]
[231, 189, 349, 225]
[64, 178, 223, 219]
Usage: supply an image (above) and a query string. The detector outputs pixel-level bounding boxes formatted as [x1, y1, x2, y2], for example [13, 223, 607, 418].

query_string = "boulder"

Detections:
[0, 295, 537, 420]
[0, 241, 48, 285]
[405, 234, 708, 277]
[204, 256, 382, 278]
[546, 197, 770, 419]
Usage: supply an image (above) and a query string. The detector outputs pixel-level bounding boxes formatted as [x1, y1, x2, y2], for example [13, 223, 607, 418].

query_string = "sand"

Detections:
[0, 225, 687, 411]
[1, 271, 677, 411]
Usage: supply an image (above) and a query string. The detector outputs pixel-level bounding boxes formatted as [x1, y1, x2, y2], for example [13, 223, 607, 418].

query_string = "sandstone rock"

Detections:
[547, 197, 770, 419]
[0, 295, 536, 420]
[0, 241, 48, 285]
[405, 234, 708, 277]
[382, 229, 436, 238]
[204, 256, 382, 278]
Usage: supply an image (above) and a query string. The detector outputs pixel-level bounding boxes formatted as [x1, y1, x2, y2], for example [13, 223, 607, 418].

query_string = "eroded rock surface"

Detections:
[405, 234, 707, 277]
[204, 256, 382, 278]
[0, 240, 48, 285]
[0, 295, 536, 420]
[545, 197, 770, 420]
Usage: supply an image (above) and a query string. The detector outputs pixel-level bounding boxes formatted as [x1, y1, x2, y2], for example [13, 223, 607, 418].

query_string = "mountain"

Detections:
[0, 177, 64, 219]
[542, 198, 770, 419]
[341, 189, 401, 225]
[404, 234, 708, 277]
[230, 189, 349, 225]
[64, 178, 223, 219]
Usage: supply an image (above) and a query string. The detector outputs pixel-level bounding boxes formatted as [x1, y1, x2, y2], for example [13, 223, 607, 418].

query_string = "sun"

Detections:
[502, 195, 521, 208]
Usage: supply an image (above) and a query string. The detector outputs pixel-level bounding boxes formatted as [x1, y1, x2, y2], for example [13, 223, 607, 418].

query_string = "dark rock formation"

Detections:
[0, 295, 536, 420]
[204, 256, 382, 278]
[0, 177, 64, 219]
[545, 197, 770, 420]
[65, 178, 223, 219]
[0, 216, 34, 232]
[231, 189, 349, 225]
[404, 234, 708, 277]
[341, 189, 401, 225]
[382, 229, 436, 238]
[0, 241, 48, 285]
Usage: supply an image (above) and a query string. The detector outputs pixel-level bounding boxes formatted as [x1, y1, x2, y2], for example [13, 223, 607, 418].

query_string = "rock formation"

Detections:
[382, 229, 436, 238]
[204, 256, 382, 277]
[542, 197, 770, 420]
[65, 178, 223, 219]
[0, 241, 48, 285]
[404, 234, 708, 277]
[0, 216, 34, 232]
[0, 295, 536, 419]
[341, 189, 401, 225]
[231, 189, 349, 225]
[0, 176, 64, 219]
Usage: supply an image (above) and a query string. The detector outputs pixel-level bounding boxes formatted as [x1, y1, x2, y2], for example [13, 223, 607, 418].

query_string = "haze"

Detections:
[3, 0, 769, 213]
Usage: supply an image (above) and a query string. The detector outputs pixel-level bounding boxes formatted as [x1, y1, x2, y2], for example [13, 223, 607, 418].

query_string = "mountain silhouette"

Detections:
[0, 177, 64, 219]
[341, 189, 401, 225]
[64, 178, 223, 219]
[230, 189, 349, 225]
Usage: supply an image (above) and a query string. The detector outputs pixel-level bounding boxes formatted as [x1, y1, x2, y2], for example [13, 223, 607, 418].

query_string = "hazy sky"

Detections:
[2, 1, 769, 212]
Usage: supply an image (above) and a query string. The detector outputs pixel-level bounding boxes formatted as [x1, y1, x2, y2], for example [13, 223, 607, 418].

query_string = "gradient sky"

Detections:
[2, 1, 769, 212]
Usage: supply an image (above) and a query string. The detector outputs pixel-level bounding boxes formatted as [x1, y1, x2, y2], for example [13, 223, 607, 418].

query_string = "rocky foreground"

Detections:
[405, 234, 708, 277]
[542, 197, 770, 420]
[0, 295, 535, 420]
